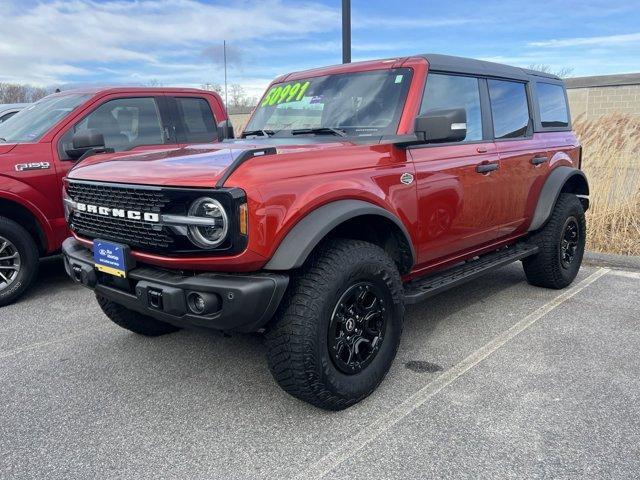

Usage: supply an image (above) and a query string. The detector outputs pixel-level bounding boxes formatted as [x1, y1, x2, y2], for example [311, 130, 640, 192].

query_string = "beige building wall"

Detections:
[566, 73, 640, 121]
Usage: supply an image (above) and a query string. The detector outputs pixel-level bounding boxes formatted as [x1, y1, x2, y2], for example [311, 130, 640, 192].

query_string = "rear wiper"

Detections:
[291, 127, 347, 137]
[241, 129, 275, 138]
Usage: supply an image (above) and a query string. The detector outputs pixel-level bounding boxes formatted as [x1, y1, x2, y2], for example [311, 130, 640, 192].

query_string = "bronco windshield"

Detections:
[245, 68, 413, 137]
[0, 93, 90, 143]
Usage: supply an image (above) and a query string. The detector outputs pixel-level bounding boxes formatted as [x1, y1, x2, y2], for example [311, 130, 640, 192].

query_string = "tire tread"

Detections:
[523, 193, 586, 289]
[265, 238, 403, 410]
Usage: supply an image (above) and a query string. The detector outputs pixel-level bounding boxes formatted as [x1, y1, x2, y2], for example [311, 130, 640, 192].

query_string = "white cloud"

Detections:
[529, 32, 640, 48]
[0, 0, 341, 85]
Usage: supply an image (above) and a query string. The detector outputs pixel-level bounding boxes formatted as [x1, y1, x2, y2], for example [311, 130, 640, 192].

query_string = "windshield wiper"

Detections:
[0, 138, 6, 143]
[291, 127, 347, 137]
[241, 129, 275, 138]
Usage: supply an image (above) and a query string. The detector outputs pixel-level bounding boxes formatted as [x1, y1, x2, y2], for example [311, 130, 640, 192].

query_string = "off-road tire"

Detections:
[266, 238, 404, 410]
[523, 193, 586, 289]
[96, 294, 180, 336]
[0, 216, 39, 307]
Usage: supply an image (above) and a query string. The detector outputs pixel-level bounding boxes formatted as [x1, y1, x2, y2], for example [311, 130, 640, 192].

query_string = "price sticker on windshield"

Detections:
[260, 81, 311, 107]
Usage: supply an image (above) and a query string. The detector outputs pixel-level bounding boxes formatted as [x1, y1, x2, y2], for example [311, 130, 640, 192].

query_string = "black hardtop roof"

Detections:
[419, 53, 562, 82]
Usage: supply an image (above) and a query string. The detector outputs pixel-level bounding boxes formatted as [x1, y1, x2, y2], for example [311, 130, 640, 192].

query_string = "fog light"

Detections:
[191, 293, 206, 314]
[187, 291, 220, 315]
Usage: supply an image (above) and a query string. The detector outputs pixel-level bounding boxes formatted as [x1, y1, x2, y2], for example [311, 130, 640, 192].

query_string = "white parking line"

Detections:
[0, 326, 109, 360]
[297, 267, 610, 480]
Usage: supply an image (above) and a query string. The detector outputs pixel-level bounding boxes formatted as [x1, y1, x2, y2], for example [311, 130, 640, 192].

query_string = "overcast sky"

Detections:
[2, 0, 639, 97]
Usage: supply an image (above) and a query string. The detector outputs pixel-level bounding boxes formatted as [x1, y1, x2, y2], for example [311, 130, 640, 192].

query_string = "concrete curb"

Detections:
[583, 251, 640, 272]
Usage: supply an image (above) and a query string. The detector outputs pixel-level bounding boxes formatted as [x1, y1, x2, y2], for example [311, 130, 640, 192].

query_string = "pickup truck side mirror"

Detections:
[217, 120, 235, 140]
[414, 108, 467, 143]
[65, 129, 109, 160]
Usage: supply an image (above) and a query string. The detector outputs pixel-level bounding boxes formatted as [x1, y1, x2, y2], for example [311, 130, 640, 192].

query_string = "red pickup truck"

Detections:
[0, 87, 230, 306]
[62, 55, 588, 410]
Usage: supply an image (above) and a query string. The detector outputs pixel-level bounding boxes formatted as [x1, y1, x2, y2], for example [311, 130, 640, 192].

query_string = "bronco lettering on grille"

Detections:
[75, 202, 160, 223]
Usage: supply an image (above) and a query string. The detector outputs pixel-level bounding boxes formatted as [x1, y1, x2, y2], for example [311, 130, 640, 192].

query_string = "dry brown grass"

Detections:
[573, 113, 640, 255]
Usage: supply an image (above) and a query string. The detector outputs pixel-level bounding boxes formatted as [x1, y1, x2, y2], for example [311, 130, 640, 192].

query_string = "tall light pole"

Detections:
[223, 40, 228, 108]
[342, 0, 351, 63]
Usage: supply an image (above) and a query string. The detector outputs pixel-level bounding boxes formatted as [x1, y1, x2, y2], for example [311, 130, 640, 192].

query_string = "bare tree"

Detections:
[0, 83, 53, 103]
[202, 83, 223, 95]
[528, 64, 574, 78]
[30, 87, 48, 101]
[0, 83, 27, 103]
[229, 83, 245, 107]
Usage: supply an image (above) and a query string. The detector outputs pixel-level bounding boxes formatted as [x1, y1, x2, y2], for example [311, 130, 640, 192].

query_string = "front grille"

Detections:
[67, 182, 171, 212]
[66, 180, 246, 255]
[71, 212, 173, 248]
[67, 181, 174, 251]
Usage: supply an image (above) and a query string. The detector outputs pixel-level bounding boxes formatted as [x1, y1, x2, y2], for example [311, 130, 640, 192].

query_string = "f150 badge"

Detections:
[14, 162, 50, 172]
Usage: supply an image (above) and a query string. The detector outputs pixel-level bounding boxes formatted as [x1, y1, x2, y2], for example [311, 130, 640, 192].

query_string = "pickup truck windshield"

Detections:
[0, 93, 90, 143]
[245, 68, 413, 137]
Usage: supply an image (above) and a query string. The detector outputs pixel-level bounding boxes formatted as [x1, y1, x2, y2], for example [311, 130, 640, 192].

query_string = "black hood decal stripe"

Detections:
[215, 147, 278, 188]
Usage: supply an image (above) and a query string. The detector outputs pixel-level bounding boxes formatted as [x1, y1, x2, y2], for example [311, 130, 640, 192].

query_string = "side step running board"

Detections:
[403, 243, 539, 305]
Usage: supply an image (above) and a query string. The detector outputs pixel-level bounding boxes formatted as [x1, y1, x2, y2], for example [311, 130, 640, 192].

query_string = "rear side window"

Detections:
[175, 97, 217, 143]
[420, 73, 482, 142]
[488, 80, 530, 139]
[537, 83, 569, 128]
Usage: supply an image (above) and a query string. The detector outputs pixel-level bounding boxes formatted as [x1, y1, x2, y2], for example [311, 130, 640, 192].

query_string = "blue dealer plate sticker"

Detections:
[93, 239, 128, 278]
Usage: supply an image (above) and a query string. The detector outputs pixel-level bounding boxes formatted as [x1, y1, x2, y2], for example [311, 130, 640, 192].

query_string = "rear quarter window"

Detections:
[536, 82, 569, 128]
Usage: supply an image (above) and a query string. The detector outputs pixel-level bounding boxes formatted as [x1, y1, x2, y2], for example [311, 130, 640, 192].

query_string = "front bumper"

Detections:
[62, 238, 288, 332]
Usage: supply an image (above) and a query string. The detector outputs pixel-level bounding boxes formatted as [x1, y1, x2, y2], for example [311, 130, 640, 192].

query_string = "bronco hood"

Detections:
[66, 138, 354, 188]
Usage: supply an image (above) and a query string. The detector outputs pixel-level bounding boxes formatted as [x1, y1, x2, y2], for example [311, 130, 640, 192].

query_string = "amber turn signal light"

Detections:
[239, 203, 248, 235]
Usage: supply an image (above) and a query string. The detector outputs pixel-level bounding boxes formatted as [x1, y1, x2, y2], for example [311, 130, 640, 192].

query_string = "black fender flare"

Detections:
[264, 199, 415, 271]
[528, 166, 589, 232]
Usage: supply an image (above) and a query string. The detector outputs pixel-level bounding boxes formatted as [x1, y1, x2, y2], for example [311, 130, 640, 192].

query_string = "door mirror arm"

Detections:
[65, 129, 113, 160]
[395, 108, 467, 148]
[217, 120, 235, 140]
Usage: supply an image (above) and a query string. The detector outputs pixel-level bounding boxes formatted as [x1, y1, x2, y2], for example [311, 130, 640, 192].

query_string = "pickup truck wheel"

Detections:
[266, 239, 404, 410]
[96, 294, 180, 336]
[0, 216, 39, 308]
[523, 193, 586, 289]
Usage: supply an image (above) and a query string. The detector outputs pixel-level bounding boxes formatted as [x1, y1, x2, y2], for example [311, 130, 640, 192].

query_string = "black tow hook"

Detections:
[69, 262, 97, 288]
[72, 265, 83, 283]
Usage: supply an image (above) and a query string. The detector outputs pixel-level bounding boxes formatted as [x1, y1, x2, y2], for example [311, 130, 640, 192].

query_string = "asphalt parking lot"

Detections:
[1, 257, 639, 479]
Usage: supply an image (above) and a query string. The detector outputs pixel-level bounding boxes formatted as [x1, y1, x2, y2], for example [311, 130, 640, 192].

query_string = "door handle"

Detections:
[531, 155, 549, 165]
[476, 162, 499, 174]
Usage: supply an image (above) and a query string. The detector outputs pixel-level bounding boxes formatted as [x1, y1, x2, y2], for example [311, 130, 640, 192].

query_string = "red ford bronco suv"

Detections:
[61, 55, 588, 410]
[0, 87, 231, 306]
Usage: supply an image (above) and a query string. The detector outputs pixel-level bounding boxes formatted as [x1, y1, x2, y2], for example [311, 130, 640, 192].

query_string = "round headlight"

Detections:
[187, 197, 228, 248]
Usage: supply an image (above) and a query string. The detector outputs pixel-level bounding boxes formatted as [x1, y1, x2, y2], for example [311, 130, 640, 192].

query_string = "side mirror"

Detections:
[217, 120, 235, 140]
[66, 129, 106, 160]
[414, 108, 467, 143]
